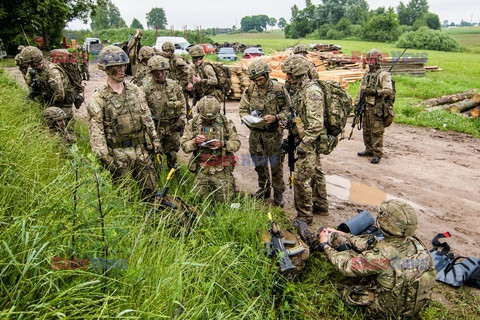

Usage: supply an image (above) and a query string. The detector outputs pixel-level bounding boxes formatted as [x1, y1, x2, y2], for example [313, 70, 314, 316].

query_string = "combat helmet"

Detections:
[366, 48, 383, 64]
[21, 46, 43, 64]
[281, 54, 309, 77]
[197, 96, 220, 120]
[43, 107, 67, 127]
[162, 41, 175, 52]
[189, 45, 205, 58]
[248, 59, 271, 80]
[97, 45, 129, 71]
[148, 55, 170, 71]
[17, 45, 25, 52]
[138, 46, 155, 62]
[293, 44, 309, 54]
[377, 199, 417, 237]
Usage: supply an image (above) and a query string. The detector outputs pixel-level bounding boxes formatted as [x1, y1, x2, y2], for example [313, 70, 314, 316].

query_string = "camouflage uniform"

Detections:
[15, 46, 28, 81]
[282, 55, 328, 223]
[181, 96, 240, 203]
[285, 45, 319, 95]
[239, 60, 289, 206]
[356, 49, 394, 163]
[87, 46, 160, 200]
[141, 56, 186, 169]
[133, 46, 155, 87]
[162, 42, 193, 119]
[43, 107, 77, 146]
[79, 48, 90, 81]
[322, 200, 436, 318]
[190, 45, 221, 103]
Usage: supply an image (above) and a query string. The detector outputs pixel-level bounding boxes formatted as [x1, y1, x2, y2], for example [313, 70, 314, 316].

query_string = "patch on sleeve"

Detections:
[312, 94, 320, 101]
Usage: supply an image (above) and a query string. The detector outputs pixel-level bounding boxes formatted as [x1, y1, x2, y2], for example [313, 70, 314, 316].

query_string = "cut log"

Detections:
[420, 89, 478, 107]
[469, 106, 480, 118]
[449, 95, 480, 113]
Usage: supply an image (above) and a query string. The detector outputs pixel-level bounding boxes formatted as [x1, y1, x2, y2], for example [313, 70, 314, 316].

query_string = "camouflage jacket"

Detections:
[140, 76, 186, 123]
[356, 68, 394, 106]
[191, 61, 218, 97]
[239, 78, 290, 131]
[324, 234, 436, 317]
[181, 114, 240, 174]
[292, 78, 325, 148]
[168, 56, 192, 90]
[27, 61, 69, 107]
[133, 63, 149, 87]
[307, 61, 319, 80]
[87, 81, 159, 163]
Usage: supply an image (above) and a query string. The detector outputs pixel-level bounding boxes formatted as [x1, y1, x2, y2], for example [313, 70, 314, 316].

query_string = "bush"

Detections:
[361, 8, 400, 42]
[247, 29, 260, 33]
[326, 29, 344, 40]
[397, 26, 462, 51]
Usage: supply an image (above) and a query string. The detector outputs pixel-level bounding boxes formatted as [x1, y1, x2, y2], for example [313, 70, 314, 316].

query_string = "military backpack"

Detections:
[204, 61, 232, 100]
[315, 80, 353, 154]
[50, 49, 85, 108]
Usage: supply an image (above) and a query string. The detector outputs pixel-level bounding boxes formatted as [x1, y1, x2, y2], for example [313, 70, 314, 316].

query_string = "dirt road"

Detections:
[7, 65, 480, 257]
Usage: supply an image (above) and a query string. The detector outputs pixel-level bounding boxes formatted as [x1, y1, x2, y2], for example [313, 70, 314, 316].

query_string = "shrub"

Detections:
[396, 26, 462, 51]
[361, 8, 400, 42]
[326, 29, 344, 40]
[247, 29, 260, 33]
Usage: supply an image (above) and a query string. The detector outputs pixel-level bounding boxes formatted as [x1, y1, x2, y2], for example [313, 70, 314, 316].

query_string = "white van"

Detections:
[153, 36, 191, 55]
[83, 37, 102, 53]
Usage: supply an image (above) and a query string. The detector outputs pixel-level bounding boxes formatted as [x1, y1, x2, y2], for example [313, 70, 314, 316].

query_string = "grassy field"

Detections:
[214, 30, 480, 136]
[2, 66, 480, 318]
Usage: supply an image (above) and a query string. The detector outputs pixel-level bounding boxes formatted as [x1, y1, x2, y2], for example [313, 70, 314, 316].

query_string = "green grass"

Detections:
[2, 63, 480, 318]
[1, 58, 17, 68]
[213, 31, 480, 136]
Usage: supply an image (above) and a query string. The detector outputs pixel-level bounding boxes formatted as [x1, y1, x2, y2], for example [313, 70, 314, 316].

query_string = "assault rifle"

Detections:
[154, 166, 179, 209]
[282, 92, 300, 188]
[348, 48, 407, 140]
[265, 212, 297, 273]
[27, 69, 42, 100]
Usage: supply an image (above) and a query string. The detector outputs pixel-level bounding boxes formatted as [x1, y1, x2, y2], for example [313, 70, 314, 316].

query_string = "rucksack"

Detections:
[204, 61, 232, 100]
[50, 49, 85, 108]
[315, 80, 353, 154]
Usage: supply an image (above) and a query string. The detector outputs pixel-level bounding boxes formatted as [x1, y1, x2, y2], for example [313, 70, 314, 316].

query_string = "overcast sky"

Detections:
[67, 0, 480, 30]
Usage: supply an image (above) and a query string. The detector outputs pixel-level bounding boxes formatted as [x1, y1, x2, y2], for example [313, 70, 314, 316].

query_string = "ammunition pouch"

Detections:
[317, 133, 338, 155]
[115, 114, 143, 135]
[383, 101, 395, 128]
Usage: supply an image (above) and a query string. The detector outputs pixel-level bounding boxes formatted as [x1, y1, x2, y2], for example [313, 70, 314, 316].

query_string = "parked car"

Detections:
[243, 47, 265, 59]
[217, 47, 236, 61]
[153, 36, 190, 55]
[198, 43, 216, 54]
[83, 37, 103, 54]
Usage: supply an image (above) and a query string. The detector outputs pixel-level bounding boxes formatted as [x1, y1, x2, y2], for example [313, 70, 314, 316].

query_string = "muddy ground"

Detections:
[7, 65, 480, 258]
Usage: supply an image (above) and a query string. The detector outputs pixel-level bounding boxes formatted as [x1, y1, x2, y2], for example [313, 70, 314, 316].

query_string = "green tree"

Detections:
[130, 18, 144, 29]
[361, 7, 400, 42]
[240, 15, 270, 32]
[397, 0, 429, 26]
[424, 12, 441, 30]
[90, 0, 126, 31]
[146, 7, 167, 29]
[268, 17, 277, 31]
[278, 17, 287, 30]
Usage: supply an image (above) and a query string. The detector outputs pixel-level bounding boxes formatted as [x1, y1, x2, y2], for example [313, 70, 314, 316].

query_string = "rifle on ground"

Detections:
[265, 212, 297, 273]
[154, 166, 179, 209]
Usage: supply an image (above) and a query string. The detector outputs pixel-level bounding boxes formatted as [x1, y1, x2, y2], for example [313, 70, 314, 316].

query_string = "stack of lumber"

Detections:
[310, 51, 362, 70]
[420, 89, 480, 118]
[424, 66, 443, 72]
[380, 57, 426, 76]
[228, 63, 250, 100]
[310, 43, 342, 52]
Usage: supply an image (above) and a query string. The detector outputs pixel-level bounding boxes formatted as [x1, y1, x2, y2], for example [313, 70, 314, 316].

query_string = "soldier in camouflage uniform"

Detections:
[314, 200, 436, 318]
[127, 29, 142, 78]
[239, 59, 289, 207]
[21, 46, 75, 123]
[15, 45, 28, 81]
[356, 49, 394, 164]
[140, 56, 186, 169]
[79, 47, 90, 81]
[87, 46, 161, 200]
[282, 55, 329, 224]
[181, 96, 240, 203]
[285, 45, 319, 95]
[133, 46, 155, 87]
[190, 45, 221, 104]
[43, 107, 77, 146]
[162, 41, 193, 119]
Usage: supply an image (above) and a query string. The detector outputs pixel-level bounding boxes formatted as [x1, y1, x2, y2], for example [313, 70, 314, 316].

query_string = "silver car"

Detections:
[217, 47, 236, 61]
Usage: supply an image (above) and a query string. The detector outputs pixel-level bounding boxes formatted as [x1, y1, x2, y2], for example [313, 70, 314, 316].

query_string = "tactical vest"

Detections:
[246, 79, 285, 131]
[168, 57, 190, 89]
[190, 114, 235, 174]
[144, 78, 184, 122]
[374, 236, 436, 317]
[99, 83, 146, 148]
[193, 62, 217, 97]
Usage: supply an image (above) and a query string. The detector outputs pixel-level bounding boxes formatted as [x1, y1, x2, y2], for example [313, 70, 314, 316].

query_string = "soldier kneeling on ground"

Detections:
[297, 200, 436, 318]
[180, 96, 240, 203]
[43, 107, 77, 146]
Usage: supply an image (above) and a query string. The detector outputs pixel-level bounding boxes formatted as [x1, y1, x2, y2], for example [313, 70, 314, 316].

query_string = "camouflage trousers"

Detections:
[81, 63, 90, 80]
[363, 104, 385, 158]
[110, 145, 158, 199]
[248, 129, 285, 195]
[194, 169, 236, 203]
[157, 122, 181, 169]
[294, 149, 328, 222]
[59, 105, 74, 123]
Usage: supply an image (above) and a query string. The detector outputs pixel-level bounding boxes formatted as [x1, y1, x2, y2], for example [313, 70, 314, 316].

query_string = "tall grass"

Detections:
[1, 68, 479, 319]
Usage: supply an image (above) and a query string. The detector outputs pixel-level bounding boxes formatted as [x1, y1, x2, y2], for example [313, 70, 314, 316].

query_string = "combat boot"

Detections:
[295, 219, 321, 250]
[251, 188, 270, 199]
[357, 150, 373, 157]
[312, 204, 329, 216]
[370, 156, 380, 164]
[274, 192, 284, 208]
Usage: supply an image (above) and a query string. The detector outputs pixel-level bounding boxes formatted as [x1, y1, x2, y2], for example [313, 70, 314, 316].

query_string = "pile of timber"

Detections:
[420, 89, 480, 118]
[310, 43, 342, 52]
[380, 57, 426, 76]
